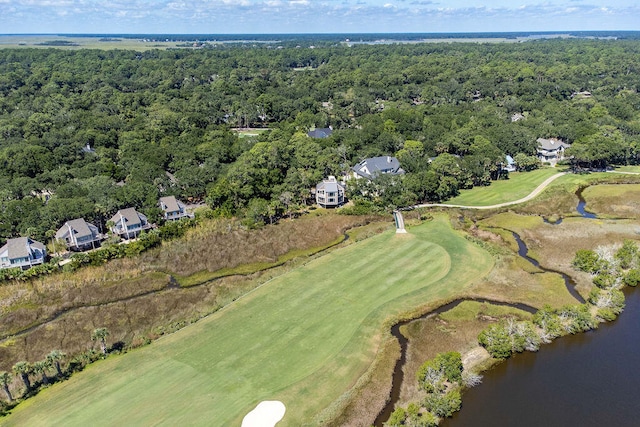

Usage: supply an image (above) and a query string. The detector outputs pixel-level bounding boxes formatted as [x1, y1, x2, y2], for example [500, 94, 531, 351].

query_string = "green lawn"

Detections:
[5, 216, 493, 427]
[447, 168, 560, 206]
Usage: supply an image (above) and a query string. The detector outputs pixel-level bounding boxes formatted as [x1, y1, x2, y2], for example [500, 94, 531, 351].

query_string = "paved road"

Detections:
[414, 172, 567, 210]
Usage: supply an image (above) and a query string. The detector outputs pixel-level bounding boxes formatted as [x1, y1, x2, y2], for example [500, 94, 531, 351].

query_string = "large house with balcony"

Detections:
[109, 208, 151, 239]
[537, 138, 571, 164]
[350, 156, 404, 180]
[56, 218, 102, 251]
[159, 196, 191, 221]
[0, 237, 47, 270]
[315, 176, 345, 208]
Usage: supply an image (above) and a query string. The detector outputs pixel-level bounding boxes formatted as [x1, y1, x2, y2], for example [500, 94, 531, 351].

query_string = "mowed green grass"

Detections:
[5, 216, 493, 426]
[447, 168, 559, 206]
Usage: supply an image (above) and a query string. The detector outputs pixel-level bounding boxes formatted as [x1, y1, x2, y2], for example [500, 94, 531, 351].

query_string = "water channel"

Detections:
[443, 187, 640, 426]
[376, 186, 634, 425]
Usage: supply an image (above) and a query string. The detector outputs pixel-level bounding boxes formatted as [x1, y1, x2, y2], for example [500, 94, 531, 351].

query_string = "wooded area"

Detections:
[1, 39, 640, 244]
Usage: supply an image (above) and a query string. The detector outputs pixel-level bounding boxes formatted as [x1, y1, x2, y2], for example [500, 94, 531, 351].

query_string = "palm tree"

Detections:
[32, 360, 50, 386]
[0, 371, 13, 401]
[45, 229, 57, 257]
[46, 350, 66, 377]
[91, 327, 110, 355]
[12, 361, 32, 392]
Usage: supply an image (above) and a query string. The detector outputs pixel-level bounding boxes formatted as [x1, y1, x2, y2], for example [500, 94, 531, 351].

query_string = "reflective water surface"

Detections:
[443, 288, 640, 427]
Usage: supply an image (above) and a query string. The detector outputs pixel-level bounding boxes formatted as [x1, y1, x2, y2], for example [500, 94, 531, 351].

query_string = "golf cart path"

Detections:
[415, 172, 567, 210]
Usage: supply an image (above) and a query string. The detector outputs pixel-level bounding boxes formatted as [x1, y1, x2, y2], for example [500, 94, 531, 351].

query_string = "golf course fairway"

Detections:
[5, 215, 493, 426]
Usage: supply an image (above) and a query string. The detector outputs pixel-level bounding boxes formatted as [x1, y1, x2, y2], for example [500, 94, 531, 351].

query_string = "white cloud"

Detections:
[0, 0, 638, 33]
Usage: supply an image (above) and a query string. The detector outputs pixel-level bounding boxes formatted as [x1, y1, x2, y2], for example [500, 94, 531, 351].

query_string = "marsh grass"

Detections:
[0, 214, 379, 372]
[582, 184, 640, 219]
[398, 301, 531, 408]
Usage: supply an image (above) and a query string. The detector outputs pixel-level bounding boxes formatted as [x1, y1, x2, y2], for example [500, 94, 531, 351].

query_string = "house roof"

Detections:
[55, 218, 97, 240]
[0, 237, 46, 260]
[110, 208, 146, 227]
[307, 128, 333, 139]
[537, 138, 570, 151]
[159, 196, 183, 213]
[352, 156, 404, 179]
[316, 178, 344, 193]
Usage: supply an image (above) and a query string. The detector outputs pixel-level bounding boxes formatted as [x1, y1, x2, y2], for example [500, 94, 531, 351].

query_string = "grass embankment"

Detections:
[4, 215, 493, 427]
[582, 184, 640, 219]
[512, 171, 640, 218]
[0, 214, 377, 373]
[446, 168, 559, 207]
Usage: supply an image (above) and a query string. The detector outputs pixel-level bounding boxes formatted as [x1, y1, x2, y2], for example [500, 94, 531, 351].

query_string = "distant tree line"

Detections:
[2, 39, 640, 244]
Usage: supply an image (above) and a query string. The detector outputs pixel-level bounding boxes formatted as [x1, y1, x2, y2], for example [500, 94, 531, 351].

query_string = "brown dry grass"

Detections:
[517, 217, 640, 297]
[0, 214, 382, 373]
[398, 301, 531, 407]
[323, 337, 399, 427]
[582, 184, 640, 219]
[140, 214, 377, 276]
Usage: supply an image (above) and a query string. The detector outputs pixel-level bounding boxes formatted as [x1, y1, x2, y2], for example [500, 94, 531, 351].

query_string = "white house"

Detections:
[315, 176, 345, 208]
[109, 208, 151, 239]
[0, 237, 47, 270]
[537, 138, 571, 164]
[159, 196, 191, 221]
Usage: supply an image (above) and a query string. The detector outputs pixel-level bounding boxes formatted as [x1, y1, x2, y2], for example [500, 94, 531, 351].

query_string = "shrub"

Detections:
[572, 249, 603, 274]
[478, 324, 512, 359]
[532, 305, 563, 341]
[416, 352, 463, 391]
[624, 269, 640, 287]
[424, 390, 462, 418]
[615, 240, 638, 270]
[558, 305, 597, 334]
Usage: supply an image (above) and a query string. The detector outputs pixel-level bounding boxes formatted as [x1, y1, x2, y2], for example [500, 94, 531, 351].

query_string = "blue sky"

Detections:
[0, 0, 638, 34]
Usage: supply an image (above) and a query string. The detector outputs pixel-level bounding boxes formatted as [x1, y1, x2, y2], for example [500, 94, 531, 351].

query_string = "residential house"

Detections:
[307, 127, 333, 139]
[0, 237, 47, 270]
[159, 196, 191, 221]
[55, 218, 102, 251]
[537, 138, 571, 164]
[511, 113, 525, 122]
[351, 156, 404, 180]
[503, 155, 517, 172]
[109, 208, 151, 239]
[315, 176, 345, 208]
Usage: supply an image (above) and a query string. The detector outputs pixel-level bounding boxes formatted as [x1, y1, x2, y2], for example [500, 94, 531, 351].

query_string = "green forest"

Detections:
[1, 39, 640, 244]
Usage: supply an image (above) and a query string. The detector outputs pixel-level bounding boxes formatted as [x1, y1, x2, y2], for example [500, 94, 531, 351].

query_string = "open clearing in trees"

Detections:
[4, 215, 493, 426]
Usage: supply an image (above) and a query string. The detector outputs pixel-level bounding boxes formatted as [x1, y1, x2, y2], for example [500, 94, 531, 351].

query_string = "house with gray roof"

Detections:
[109, 208, 151, 239]
[503, 155, 517, 172]
[537, 138, 571, 164]
[0, 237, 47, 270]
[55, 218, 102, 251]
[315, 176, 345, 208]
[307, 127, 333, 139]
[351, 156, 404, 180]
[159, 196, 191, 221]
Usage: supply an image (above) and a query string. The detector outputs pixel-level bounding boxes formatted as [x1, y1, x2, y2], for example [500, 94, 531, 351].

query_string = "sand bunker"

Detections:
[241, 401, 286, 427]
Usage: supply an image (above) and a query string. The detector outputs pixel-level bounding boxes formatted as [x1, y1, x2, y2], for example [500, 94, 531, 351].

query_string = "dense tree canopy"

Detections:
[1, 39, 640, 243]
